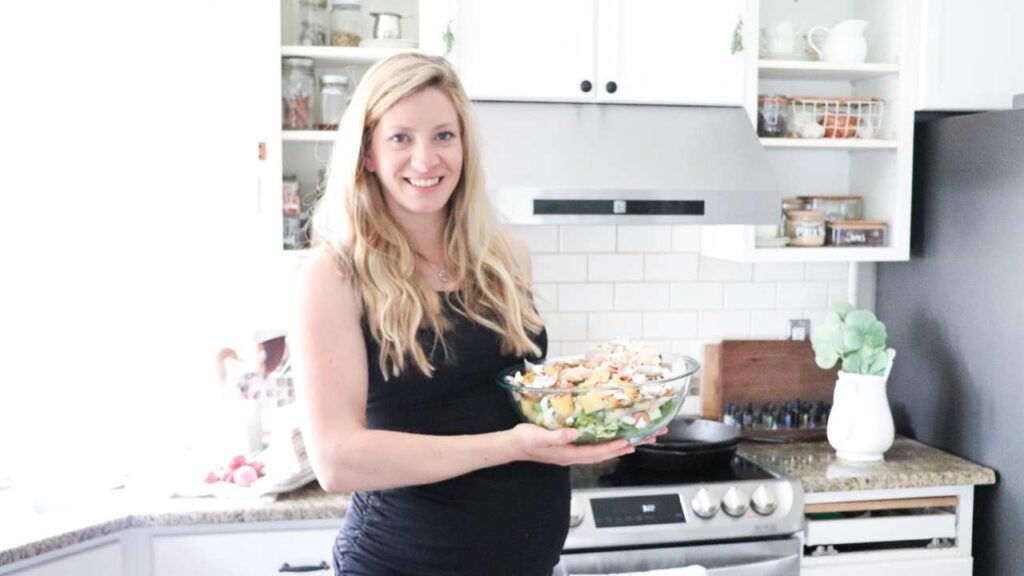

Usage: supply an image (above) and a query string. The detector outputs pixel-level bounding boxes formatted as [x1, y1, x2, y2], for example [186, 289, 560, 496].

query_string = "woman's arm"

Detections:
[291, 247, 635, 494]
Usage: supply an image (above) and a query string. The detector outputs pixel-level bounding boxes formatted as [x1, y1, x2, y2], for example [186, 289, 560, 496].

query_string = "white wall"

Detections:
[513, 224, 851, 368]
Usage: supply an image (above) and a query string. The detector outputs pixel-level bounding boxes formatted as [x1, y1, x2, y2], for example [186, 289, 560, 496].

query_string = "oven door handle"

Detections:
[703, 552, 801, 576]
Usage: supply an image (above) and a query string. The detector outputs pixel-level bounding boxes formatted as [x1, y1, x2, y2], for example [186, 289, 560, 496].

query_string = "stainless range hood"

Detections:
[473, 101, 778, 225]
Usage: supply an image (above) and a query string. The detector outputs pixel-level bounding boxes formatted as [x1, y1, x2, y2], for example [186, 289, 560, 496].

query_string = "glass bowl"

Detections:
[496, 353, 700, 445]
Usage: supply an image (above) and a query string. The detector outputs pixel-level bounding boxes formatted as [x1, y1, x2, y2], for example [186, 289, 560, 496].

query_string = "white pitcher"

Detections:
[827, 363, 895, 462]
[807, 19, 869, 64]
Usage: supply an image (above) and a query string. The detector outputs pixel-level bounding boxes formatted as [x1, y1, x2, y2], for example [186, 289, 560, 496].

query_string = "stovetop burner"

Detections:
[572, 454, 775, 490]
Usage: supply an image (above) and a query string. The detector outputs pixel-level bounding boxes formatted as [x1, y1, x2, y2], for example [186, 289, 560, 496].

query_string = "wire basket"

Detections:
[789, 97, 885, 139]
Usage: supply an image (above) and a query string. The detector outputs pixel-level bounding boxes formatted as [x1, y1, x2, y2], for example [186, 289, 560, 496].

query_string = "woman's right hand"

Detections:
[508, 423, 642, 466]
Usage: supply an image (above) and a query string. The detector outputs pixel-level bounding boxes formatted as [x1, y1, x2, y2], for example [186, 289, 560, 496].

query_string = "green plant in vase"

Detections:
[811, 302, 897, 462]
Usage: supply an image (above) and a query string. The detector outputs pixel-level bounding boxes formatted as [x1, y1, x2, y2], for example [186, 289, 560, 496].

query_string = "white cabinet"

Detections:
[4, 543, 122, 576]
[917, 0, 1024, 111]
[701, 0, 922, 263]
[152, 528, 337, 576]
[454, 0, 748, 105]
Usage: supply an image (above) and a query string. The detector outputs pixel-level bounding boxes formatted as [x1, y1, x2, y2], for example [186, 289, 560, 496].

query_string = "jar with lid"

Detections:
[757, 95, 790, 137]
[318, 74, 352, 130]
[282, 58, 316, 130]
[330, 0, 362, 46]
[784, 210, 826, 247]
[294, 0, 329, 46]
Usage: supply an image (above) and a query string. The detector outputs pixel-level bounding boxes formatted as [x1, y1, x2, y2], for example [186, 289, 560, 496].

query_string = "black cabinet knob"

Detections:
[580, 80, 592, 93]
[605, 81, 618, 94]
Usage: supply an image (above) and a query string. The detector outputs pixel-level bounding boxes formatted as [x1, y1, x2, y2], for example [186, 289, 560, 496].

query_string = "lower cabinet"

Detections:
[5, 542, 122, 576]
[151, 528, 337, 576]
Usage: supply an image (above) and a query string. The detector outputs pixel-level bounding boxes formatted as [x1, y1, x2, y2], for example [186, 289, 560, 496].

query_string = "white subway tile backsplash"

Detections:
[588, 254, 644, 281]
[751, 309, 804, 338]
[561, 225, 616, 253]
[699, 256, 753, 282]
[671, 340, 708, 364]
[532, 283, 558, 312]
[545, 342, 562, 357]
[542, 312, 588, 341]
[805, 262, 849, 281]
[670, 283, 724, 310]
[828, 281, 850, 307]
[672, 226, 701, 252]
[698, 311, 751, 339]
[615, 283, 670, 311]
[588, 312, 643, 340]
[753, 263, 805, 281]
[643, 312, 698, 339]
[510, 225, 559, 253]
[533, 255, 587, 282]
[777, 282, 829, 309]
[644, 253, 699, 281]
[560, 341, 602, 356]
[559, 284, 614, 311]
[724, 283, 777, 310]
[619, 225, 671, 252]
[803, 308, 831, 332]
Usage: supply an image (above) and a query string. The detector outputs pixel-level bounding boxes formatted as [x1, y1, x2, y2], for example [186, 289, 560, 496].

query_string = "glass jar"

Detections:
[282, 58, 315, 130]
[826, 220, 887, 246]
[757, 95, 790, 137]
[295, 0, 329, 46]
[318, 74, 352, 130]
[330, 0, 362, 46]
[798, 195, 864, 221]
[784, 210, 826, 247]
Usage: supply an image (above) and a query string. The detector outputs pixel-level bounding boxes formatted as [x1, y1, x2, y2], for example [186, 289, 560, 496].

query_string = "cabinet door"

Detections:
[152, 529, 338, 576]
[455, 0, 598, 101]
[917, 0, 1024, 110]
[7, 543, 122, 576]
[597, 0, 746, 105]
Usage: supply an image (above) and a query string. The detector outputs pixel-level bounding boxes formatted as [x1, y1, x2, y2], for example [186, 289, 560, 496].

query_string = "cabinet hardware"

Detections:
[279, 561, 330, 572]
[580, 80, 592, 93]
[605, 81, 617, 94]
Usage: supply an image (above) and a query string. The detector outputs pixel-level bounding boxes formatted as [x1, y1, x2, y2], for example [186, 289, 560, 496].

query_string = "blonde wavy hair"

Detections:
[310, 53, 544, 379]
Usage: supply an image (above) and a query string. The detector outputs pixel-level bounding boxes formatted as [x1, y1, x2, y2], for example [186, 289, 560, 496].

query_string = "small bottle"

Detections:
[295, 0, 329, 46]
[283, 175, 303, 249]
[282, 58, 316, 130]
[330, 0, 362, 47]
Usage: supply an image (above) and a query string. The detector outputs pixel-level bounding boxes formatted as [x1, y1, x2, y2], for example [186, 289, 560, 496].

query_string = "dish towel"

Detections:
[575, 566, 707, 576]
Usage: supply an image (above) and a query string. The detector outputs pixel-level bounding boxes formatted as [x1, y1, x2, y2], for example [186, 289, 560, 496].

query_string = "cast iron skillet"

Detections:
[625, 418, 740, 473]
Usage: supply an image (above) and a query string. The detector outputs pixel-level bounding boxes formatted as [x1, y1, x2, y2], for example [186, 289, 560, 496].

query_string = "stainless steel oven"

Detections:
[555, 455, 804, 576]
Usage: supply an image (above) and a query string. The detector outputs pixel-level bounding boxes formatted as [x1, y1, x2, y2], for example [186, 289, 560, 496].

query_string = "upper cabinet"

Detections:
[452, 0, 749, 106]
[916, 0, 1024, 111]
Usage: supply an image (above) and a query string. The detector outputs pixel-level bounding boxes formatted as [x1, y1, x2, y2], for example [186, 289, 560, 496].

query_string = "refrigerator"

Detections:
[876, 105, 1024, 575]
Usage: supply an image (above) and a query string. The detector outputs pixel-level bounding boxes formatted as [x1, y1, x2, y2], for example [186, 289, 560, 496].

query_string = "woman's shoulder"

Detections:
[296, 244, 361, 313]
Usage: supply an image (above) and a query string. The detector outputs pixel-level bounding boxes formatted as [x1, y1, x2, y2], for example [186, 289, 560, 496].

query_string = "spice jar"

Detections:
[784, 210, 826, 247]
[282, 58, 316, 130]
[295, 0, 329, 46]
[283, 174, 303, 249]
[318, 74, 352, 130]
[757, 95, 790, 137]
[330, 0, 362, 46]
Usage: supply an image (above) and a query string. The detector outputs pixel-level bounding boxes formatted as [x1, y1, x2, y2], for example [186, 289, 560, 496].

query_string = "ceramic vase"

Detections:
[827, 364, 895, 461]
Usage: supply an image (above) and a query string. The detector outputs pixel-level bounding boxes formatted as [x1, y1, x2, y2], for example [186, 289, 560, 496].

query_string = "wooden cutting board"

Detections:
[701, 339, 839, 421]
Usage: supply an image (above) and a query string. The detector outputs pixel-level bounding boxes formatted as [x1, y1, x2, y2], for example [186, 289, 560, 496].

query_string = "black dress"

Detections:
[333, 295, 568, 576]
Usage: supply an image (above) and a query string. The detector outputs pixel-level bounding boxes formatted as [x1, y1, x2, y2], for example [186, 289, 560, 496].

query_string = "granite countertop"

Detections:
[739, 436, 996, 492]
[1, 437, 997, 568]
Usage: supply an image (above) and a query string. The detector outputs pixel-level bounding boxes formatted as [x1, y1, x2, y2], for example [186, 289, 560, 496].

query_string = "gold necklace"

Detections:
[415, 252, 453, 284]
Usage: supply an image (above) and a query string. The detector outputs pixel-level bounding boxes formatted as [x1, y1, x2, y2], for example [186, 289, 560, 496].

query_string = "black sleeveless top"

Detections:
[333, 294, 569, 576]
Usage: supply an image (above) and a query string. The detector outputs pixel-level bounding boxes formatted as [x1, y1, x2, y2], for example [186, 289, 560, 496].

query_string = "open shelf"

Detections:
[281, 45, 419, 65]
[758, 60, 900, 81]
[760, 138, 898, 150]
[282, 131, 339, 142]
[700, 227, 908, 263]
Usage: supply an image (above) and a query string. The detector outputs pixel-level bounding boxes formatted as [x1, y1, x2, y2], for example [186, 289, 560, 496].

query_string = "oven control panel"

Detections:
[590, 494, 686, 528]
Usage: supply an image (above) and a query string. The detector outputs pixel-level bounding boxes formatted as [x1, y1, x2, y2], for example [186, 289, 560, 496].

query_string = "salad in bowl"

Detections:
[496, 341, 700, 445]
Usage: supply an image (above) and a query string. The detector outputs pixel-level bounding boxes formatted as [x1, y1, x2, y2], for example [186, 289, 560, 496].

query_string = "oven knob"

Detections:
[751, 485, 777, 516]
[568, 496, 586, 528]
[690, 488, 719, 519]
[721, 487, 748, 517]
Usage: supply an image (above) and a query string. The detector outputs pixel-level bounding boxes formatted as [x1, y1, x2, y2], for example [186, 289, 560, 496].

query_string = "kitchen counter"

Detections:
[0, 482, 349, 567]
[739, 436, 996, 492]
[0, 437, 996, 568]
